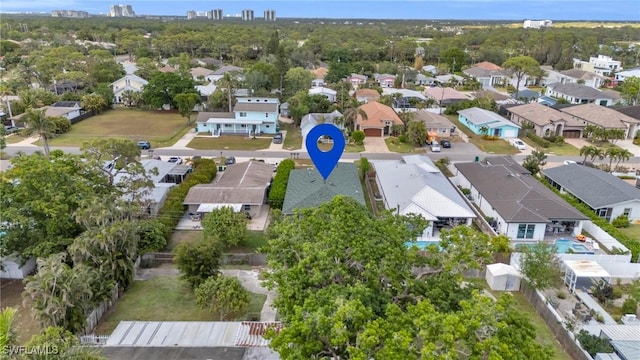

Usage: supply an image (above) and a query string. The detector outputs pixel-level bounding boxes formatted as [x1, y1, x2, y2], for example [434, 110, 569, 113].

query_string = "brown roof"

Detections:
[413, 110, 455, 129]
[559, 103, 640, 129]
[313, 67, 328, 79]
[189, 67, 214, 77]
[357, 102, 403, 128]
[473, 90, 510, 101]
[474, 61, 502, 71]
[183, 161, 274, 205]
[560, 69, 603, 81]
[455, 157, 587, 223]
[423, 87, 469, 101]
[233, 102, 279, 113]
[507, 103, 583, 127]
[158, 65, 176, 73]
[195, 112, 235, 122]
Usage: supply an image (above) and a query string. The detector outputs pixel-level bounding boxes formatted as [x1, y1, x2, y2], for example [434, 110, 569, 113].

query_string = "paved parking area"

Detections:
[363, 137, 389, 153]
[615, 139, 640, 156]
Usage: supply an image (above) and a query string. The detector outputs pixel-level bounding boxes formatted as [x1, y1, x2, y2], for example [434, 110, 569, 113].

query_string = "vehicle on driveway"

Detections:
[273, 133, 283, 144]
[430, 141, 441, 152]
[441, 140, 451, 148]
[137, 140, 151, 150]
[4, 126, 20, 135]
[168, 156, 183, 164]
[512, 139, 526, 150]
[225, 156, 236, 165]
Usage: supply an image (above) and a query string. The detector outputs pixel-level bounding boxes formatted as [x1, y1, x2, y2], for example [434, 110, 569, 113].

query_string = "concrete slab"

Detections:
[363, 137, 389, 153]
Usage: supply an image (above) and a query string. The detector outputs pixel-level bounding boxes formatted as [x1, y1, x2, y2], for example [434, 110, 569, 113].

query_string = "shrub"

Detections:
[268, 159, 295, 209]
[612, 215, 631, 228]
[557, 290, 567, 299]
[195, 276, 250, 320]
[612, 287, 623, 299]
[174, 238, 223, 289]
[576, 330, 613, 357]
[359, 157, 371, 179]
[526, 132, 551, 148]
[351, 130, 365, 145]
[398, 134, 407, 143]
[622, 297, 638, 315]
[481, 135, 499, 141]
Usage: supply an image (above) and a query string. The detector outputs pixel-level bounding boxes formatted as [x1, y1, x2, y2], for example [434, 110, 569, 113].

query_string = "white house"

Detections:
[189, 67, 216, 83]
[110, 74, 148, 104]
[523, 20, 552, 29]
[453, 157, 587, 243]
[300, 110, 344, 139]
[308, 87, 337, 102]
[573, 55, 622, 77]
[615, 68, 640, 83]
[545, 83, 615, 106]
[543, 164, 640, 223]
[195, 97, 280, 135]
[373, 155, 476, 240]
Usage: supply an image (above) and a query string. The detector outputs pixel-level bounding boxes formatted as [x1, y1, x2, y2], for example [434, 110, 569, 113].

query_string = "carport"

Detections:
[563, 260, 610, 293]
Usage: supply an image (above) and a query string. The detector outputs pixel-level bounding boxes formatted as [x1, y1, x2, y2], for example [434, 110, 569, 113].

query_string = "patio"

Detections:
[175, 205, 271, 232]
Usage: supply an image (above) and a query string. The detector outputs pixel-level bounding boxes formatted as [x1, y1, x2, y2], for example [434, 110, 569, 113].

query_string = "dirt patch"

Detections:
[1, 279, 42, 344]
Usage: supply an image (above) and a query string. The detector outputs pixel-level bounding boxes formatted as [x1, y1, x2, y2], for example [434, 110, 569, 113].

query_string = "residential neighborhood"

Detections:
[2, 7, 640, 360]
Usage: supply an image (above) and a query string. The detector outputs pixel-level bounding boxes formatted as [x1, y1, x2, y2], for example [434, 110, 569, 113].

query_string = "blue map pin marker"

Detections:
[306, 124, 345, 181]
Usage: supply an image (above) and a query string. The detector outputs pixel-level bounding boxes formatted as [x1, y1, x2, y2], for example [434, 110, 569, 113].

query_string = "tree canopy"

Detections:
[141, 72, 197, 109]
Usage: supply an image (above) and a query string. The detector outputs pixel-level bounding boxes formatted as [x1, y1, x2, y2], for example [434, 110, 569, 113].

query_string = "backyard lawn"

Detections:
[618, 224, 640, 240]
[45, 109, 191, 148]
[446, 115, 518, 154]
[167, 230, 267, 253]
[187, 136, 271, 150]
[384, 137, 425, 153]
[94, 275, 266, 334]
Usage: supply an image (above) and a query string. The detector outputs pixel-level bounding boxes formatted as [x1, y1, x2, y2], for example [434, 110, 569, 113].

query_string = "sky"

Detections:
[1, 0, 639, 21]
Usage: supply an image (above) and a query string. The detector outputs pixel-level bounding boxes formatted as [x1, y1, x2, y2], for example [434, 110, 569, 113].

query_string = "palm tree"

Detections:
[0, 307, 17, 350]
[588, 147, 605, 163]
[342, 105, 367, 133]
[215, 72, 240, 112]
[479, 126, 490, 136]
[605, 147, 621, 171]
[22, 108, 58, 156]
[579, 145, 597, 164]
[615, 149, 633, 169]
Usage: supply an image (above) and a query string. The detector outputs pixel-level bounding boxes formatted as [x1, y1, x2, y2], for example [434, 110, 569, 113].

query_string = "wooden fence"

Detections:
[84, 285, 119, 334]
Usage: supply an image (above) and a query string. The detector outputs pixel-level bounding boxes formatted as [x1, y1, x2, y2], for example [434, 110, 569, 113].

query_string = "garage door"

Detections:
[563, 130, 581, 138]
[502, 129, 517, 138]
[364, 128, 382, 137]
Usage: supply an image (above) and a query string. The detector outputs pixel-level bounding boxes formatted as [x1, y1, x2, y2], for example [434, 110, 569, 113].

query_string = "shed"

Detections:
[0, 253, 36, 279]
[485, 263, 521, 291]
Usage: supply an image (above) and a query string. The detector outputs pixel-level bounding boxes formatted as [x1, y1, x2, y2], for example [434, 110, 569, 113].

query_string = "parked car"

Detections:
[441, 140, 451, 148]
[273, 133, 283, 144]
[3, 126, 19, 135]
[430, 141, 441, 152]
[224, 156, 236, 165]
[512, 139, 526, 151]
[137, 140, 151, 150]
[168, 156, 183, 164]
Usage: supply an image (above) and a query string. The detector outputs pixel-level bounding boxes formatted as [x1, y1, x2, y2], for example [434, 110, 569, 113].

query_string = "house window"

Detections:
[517, 224, 535, 239]
[623, 208, 632, 217]
[239, 112, 247, 117]
[241, 124, 246, 128]
[265, 113, 269, 117]
[225, 124, 232, 128]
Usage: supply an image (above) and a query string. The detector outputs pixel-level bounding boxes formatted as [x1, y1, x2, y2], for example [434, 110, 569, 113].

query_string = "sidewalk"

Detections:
[161, 130, 197, 150]
[7, 135, 39, 147]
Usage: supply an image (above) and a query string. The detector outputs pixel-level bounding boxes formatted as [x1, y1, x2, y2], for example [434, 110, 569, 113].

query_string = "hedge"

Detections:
[156, 158, 217, 240]
[526, 132, 550, 148]
[268, 159, 296, 209]
[540, 178, 639, 261]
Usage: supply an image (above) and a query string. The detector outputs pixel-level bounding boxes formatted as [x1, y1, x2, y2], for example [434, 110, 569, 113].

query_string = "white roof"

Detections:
[411, 186, 476, 219]
[196, 203, 244, 212]
[105, 321, 281, 347]
[487, 263, 521, 277]
[309, 87, 336, 96]
[563, 260, 610, 278]
[600, 324, 640, 341]
[382, 88, 427, 100]
[196, 83, 217, 96]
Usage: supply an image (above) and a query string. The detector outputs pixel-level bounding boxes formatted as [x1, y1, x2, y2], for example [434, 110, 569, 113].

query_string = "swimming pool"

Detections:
[555, 238, 594, 254]
[405, 241, 441, 250]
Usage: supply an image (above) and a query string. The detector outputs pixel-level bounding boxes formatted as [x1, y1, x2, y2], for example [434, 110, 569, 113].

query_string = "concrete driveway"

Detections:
[364, 137, 389, 153]
[616, 139, 640, 156]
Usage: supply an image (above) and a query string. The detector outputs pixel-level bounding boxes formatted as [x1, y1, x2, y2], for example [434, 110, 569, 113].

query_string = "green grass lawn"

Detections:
[44, 109, 191, 148]
[384, 137, 425, 153]
[187, 136, 271, 150]
[167, 230, 268, 253]
[446, 115, 518, 154]
[318, 141, 364, 153]
[519, 137, 580, 156]
[618, 224, 640, 240]
[280, 123, 302, 150]
[94, 275, 266, 334]
[5, 134, 28, 144]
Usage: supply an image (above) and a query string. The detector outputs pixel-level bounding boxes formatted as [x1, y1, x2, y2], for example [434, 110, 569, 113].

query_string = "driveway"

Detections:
[616, 139, 640, 157]
[364, 137, 389, 153]
[563, 138, 591, 150]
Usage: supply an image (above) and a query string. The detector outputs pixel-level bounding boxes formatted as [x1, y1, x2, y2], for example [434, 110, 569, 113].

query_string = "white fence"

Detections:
[84, 285, 120, 334]
[582, 221, 630, 254]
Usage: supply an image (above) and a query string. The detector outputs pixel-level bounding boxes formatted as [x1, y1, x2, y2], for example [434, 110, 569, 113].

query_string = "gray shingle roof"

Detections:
[547, 83, 613, 100]
[282, 163, 365, 214]
[455, 157, 587, 223]
[542, 164, 640, 208]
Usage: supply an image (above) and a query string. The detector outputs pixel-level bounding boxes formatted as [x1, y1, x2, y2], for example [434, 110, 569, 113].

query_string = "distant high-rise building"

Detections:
[187, 10, 197, 19]
[264, 9, 276, 22]
[208, 9, 223, 20]
[109, 4, 135, 17]
[523, 20, 552, 29]
[241, 9, 254, 21]
[51, 10, 89, 18]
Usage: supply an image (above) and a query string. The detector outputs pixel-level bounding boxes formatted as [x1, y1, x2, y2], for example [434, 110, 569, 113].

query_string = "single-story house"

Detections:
[457, 107, 521, 138]
[111, 74, 148, 105]
[102, 321, 281, 360]
[413, 110, 455, 139]
[308, 87, 337, 102]
[512, 89, 540, 103]
[559, 69, 605, 89]
[372, 155, 476, 239]
[189, 67, 216, 82]
[356, 101, 404, 137]
[543, 163, 640, 223]
[282, 163, 365, 215]
[614, 67, 640, 83]
[196, 97, 280, 136]
[558, 103, 640, 139]
[613, 105, 640, 122]
[545, 83, 615, 106]
[435, 74, 464, 87]
[472, 90, 516, 105]
[453, 156, 588, 242]
[464, 66, 512, 88]
[415, 74, 436, 86]
[507, 102, 585, 138]
[9, 105, 83, 126]
[354, 89, 380, 103]
[183, 160, 274, 217]
[158, 65, 176, 73]
[422, 65, 438, 75]
[347, 73, 367, 88]
[424, 86, 469, 107]
[383, 88, 428, 109]
[300, 110, 344, 139]
[374, 73, 396, 88]
[210, 65, 244, 82]
[191, 57, 225, 68]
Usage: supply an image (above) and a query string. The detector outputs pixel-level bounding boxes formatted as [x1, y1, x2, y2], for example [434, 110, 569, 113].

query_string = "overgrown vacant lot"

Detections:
[95, 274, 266, 334]
[47, 109, 190, 147]
[0, 279, 41, 344]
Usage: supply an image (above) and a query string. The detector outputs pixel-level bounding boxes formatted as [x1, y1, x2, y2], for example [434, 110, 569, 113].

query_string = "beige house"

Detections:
[413, 110, 455, 139]
[507, 103, 584, 138]
[558, 103, 640, 139]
